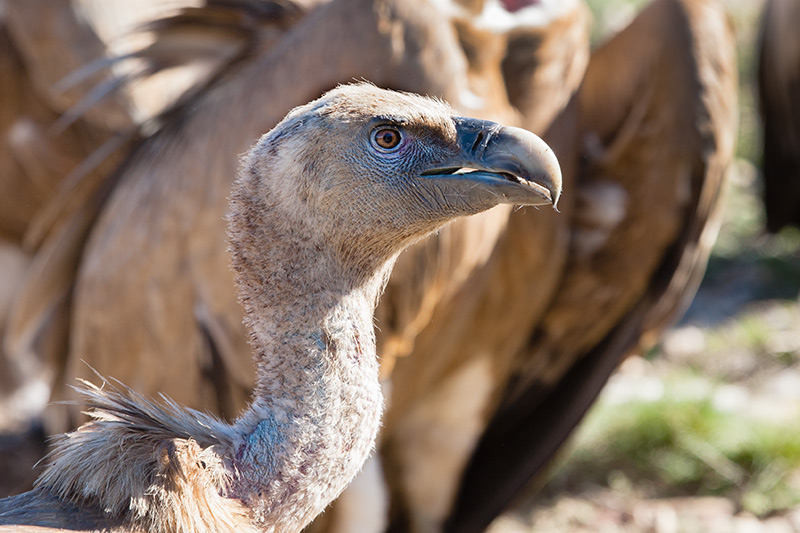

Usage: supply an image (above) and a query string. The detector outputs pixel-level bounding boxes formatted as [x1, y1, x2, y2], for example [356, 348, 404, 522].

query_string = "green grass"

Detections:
[704, 310, 780, 358]
[549, 382, 800, 516]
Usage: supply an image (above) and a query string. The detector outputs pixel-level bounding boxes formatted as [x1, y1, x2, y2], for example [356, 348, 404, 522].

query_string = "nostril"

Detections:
[472, 131, 484, 153]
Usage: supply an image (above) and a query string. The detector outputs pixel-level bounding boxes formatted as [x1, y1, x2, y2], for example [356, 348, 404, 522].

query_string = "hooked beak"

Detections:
[420, 117, 562, 209]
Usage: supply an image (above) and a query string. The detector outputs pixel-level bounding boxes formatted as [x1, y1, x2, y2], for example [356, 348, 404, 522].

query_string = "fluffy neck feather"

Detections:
[224, 169, 390, 531]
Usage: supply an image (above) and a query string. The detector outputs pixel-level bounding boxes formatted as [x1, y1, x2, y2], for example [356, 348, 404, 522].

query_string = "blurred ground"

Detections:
[488, 0, 800, 531]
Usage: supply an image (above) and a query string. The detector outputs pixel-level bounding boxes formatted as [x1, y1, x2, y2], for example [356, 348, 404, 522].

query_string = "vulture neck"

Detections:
[226, 185, 390, 530]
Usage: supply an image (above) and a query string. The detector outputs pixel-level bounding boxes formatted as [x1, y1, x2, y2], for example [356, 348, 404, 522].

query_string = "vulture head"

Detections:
[236, 83, 561, 275]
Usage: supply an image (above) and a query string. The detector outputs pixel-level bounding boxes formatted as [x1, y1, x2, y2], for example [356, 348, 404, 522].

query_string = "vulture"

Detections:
[0, 0, 737, 532]
[758, 0, 800, 232]
[0, 83, 562, 532]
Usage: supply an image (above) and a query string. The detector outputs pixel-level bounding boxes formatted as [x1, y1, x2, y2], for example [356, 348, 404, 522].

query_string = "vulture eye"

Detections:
[372, 127, 403, 151]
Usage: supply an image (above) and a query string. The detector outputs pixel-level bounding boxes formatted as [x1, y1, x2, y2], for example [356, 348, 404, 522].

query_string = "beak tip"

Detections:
[519, 128, 562, 211]
[544, 164, 562, 212]
[546, 154, 563, 210]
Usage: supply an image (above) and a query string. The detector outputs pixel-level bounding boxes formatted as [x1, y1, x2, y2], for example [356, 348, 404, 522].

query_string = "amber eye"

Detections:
[372, 127, 402, 151]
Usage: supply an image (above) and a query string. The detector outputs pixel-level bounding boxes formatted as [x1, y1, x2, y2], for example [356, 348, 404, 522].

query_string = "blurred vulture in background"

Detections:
[0, 0, 736, 532]
[444, 0, 736, 529]
[758, 0, 800, 233]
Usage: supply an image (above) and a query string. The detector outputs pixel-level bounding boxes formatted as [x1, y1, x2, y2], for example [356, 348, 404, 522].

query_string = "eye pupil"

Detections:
[374, 128, 401, 150]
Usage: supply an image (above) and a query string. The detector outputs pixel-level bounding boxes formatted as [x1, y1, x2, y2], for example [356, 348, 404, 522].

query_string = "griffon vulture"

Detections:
[0, 83, 561, 533]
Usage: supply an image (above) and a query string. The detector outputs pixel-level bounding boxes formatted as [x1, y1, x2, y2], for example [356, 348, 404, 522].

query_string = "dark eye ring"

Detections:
[372, 127, 402, 151]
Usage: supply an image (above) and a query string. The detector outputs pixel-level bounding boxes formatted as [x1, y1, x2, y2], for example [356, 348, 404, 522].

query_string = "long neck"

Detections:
[226, 189, 391, 532]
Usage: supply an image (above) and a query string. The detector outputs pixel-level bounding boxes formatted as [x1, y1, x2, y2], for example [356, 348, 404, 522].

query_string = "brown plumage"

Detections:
[0, 0, 313, 427]
[0, 0, 141, 405]
[0, 83, 562, 532]
[0, 0, 133, 244]
[758, 0, 800, 232]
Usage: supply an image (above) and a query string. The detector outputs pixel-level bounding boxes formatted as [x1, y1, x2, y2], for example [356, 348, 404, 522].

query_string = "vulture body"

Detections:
[758, 0, 800, 232]
[0, 0, 737, 531]
[0, 84, 561, 532]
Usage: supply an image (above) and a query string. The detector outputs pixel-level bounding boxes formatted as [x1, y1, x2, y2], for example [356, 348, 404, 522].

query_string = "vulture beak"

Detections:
[421, 117, 562, 209]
